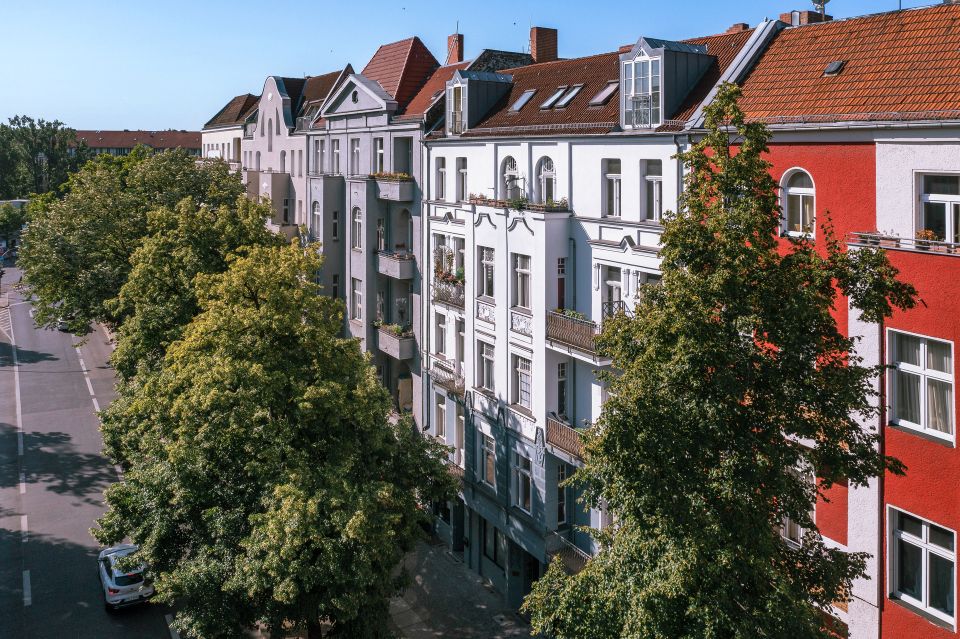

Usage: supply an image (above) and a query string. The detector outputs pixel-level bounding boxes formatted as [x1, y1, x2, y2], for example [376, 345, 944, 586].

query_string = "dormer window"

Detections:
[624, 56, 662, 128]
[448, 84, 465, 134]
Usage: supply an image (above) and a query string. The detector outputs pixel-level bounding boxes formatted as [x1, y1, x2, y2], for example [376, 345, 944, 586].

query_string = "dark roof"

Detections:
[203, 93, 259, 129]
[361, 36, 439, 111]
[668, 28, 755, 125]
[738, 4, 960, 124]
[398, 61, 471, 121]
[76, 130, 201, 150]
[276, 77, 307, 107]
[301, 69, 344, 106]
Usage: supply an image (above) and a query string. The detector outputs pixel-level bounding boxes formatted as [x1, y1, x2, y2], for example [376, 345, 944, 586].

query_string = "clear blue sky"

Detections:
[0, 0, 933, 131]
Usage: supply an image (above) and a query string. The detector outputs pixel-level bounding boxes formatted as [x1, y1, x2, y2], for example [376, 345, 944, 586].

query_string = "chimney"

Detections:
[530, 26, 558, 63]
[726, 22, 750, 33]
[447, 33, 464, 65]
[779, 10, 832, 25]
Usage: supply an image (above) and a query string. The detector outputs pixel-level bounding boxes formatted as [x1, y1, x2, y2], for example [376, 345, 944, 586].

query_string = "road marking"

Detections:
[165, 614, 181, 639]
[20, 515, 27, 542]
[75, 347, 101, 412]
[22, 570, 31, 606]
[77, 356, 86, 370]
[9, 300, 23, 458]
[92, 397, 100, 413]
[19, 472, 25, 494]
[84, 375, 95, 396]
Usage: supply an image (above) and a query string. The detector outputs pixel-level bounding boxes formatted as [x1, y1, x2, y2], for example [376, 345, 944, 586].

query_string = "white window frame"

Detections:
[513, 354, 532, 409]
[512, 253, 531, 310]
[314, 139, 325, 174]
[331, 139, 340, 175]
[501, 156, 521, 200]
[623, 55, 662, 128]
[479, 246, 495, 298]
[644, 160, 663, 222]
[350, 138, 360, 175]
[537, 156, 556, 204]
[456, 157, 468, 202]
[889, 506, 957, 626]
[604, 159, 622, 217]
[557, 463, 568, 525]
[781, 168, 816, 237]
[479, 341, 495, 392]
[351, 207, 362, 250]
[435, 312, 447, 356]
[557, 361, 568, 419]
[351, 278, 362, 320]
[374, 137, 384, 173]
[512, 452, 533, 513]
[311, 201, 321, 241]
[436, 157, 446, 200]
[888, 329, 955, 442]
[480, 433, 496, 487]
[435, 394, 446, 440]
[920, 173, 960, 244]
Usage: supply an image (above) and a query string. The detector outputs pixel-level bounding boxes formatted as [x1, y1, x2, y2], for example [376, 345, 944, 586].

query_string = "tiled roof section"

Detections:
[203, 94, 259, 129]
[738, 4, 960, 124]
[398, 61, 471, 121]
[76, 130, 201, 150]
[668, 28, 755, 124]
[362, 36, 439, 111]
[301, 69, 344, 105]
[461, 51, 622, 138]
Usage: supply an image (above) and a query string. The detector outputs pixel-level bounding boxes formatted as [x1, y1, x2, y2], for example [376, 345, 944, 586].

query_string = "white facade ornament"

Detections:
[510, 311, 533, 336]
[476, 300, 496, 324]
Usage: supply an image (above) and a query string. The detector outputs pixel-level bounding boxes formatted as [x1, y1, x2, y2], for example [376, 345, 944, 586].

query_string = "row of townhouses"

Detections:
[203, 4, 960, 637]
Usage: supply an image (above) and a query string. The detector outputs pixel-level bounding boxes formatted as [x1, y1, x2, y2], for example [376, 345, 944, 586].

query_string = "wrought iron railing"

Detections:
[546, 415, 584, 459]
[601, 300, 628, 320]
[433, 280, 465, 308]
[848, 231, 960, 255]
[432, 358, 465, 395]
[546, 531, 592, 574]
[546, 311, 598, 353]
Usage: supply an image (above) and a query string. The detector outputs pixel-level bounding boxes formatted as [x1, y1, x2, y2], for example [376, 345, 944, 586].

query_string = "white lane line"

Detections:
[20, 515, 27, 542]
[19, 471, 25, 494]
[10, 303, 23, 457]
[84, 375, 95, 397]
[75, 346, 101, 411]
[22, 570, 31, 606]
[92, 397, 100, 413]
[165, 613, 181, 639]
[77, 356, 86, 370]
[28, 306, 35, 318]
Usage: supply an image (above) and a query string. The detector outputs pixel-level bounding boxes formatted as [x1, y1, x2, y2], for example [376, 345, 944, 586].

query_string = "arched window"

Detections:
[280, 151, 286, 173]
[275, 110, 281, 135]
[268, 119, 273, 152]
[536, 157, 556, 204]
[782, 169, 815, 236]
[501, 156, 521, 200]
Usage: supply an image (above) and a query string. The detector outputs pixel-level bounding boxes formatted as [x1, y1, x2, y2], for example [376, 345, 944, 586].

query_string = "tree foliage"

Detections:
[523, 83, 917, 639]
[95, 243, 455, 638]
[18, 148, 245, 331]
[0, 202, 28, 246]
[0, 115, 92, 198]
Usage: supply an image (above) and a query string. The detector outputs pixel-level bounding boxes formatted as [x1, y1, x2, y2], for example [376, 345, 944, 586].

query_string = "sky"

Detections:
[0, 0, 935, 131]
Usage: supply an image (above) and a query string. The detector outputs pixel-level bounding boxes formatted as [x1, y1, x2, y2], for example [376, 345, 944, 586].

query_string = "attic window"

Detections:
[510, 89, 537, 112]
[824, 60, 845, 76]
[589, 81, 619, 106]
[540, 86, 568, 109]
[554, 84, 584, 109]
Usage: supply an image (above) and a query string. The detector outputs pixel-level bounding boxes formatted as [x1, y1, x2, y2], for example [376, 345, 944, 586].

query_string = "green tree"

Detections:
[0, 202, 28, 247]
[0, 115, 92, 198]
[18, 148, 244, 331]
[95, 243, 455, 639]
[523, 84, 916, 639]
[107, 197, 283, 380]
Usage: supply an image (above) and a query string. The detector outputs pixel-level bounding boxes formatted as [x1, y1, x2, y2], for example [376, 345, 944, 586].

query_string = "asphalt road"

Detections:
[0, 267, 171, 639]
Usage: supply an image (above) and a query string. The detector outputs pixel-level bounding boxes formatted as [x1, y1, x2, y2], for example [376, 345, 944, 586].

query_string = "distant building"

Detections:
[202, 93, 259, 168]
[74, 130, 201, 157]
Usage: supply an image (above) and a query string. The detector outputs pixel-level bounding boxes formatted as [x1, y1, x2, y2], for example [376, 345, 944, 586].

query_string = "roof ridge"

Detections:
[781, 2, 958, 30]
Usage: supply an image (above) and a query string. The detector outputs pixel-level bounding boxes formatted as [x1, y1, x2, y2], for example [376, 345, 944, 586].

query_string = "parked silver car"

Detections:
[97, 544, 154, 611]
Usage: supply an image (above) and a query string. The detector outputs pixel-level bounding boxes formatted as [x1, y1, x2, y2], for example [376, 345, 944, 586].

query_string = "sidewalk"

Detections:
[389, 540, 531, 639]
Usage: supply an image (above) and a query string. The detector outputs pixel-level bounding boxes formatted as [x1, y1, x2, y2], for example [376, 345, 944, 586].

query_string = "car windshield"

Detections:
[115, 572, 144, 586]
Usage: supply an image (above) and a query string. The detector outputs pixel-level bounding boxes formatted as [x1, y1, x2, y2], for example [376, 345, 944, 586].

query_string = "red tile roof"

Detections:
[738, 4, 960, 124]
[76, 130, 201, 150]
[398, 61, 471, 121]
[204, 94, 259, 129]
[362, 37, 439, 111]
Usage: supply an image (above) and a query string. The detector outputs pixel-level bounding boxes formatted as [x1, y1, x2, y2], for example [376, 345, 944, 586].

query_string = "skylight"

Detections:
[510, 89, 537, 112]
[824, 60, 845, 76]
[554, 84, 584, 109]
[540, 86, 568, 109]
[589, 81, 619, 106]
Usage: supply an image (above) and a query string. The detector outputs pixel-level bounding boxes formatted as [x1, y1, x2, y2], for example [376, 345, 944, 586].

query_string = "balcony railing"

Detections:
[546, 311, 599, 353]
[601, 300, 629, 320]
[450, 113, 464, 134]
[432, 280, 465, 309]
[546, 415, 584, 460]
[849, 231, 960, 256]
[432, 358, 465, 396]
[546, 531, 592, 574]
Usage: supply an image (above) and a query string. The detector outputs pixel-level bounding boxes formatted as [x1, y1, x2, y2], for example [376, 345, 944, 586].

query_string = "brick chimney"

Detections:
[779, 10, 832, 25]
[726, 22, 750, 33]
[530, 27, 558, 63]
[446, 33, 464, 65]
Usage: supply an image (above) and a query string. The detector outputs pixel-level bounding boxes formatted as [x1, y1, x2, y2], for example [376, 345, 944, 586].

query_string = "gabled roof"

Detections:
[361, 36, 439, 111]
[203, 93, 259, 129]
[738, 4, 960, 124]
[301, 69, 346, 106]
[76, 130, 201, 150]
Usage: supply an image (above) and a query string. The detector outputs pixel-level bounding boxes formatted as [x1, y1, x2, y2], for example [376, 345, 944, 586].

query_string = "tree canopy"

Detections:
[96, 243, 455, 638]
[523, 84, 917, 639]
[0, 115, 92, 198]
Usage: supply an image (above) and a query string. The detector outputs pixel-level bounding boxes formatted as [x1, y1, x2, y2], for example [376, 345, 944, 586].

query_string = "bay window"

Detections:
[624, 56, 661, 127]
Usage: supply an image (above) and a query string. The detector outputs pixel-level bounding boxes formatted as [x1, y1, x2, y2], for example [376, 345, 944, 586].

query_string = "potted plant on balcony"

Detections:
[556, 308, 587, 320]
[915, 228, 939, 251]
[368, 171, 413, 182]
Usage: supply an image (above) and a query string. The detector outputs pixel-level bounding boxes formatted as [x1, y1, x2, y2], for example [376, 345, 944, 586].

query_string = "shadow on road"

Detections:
[0, 345, 58, 367]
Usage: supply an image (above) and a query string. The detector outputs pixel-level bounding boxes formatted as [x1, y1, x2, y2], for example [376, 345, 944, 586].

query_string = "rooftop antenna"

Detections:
[813, 0, 830, 18]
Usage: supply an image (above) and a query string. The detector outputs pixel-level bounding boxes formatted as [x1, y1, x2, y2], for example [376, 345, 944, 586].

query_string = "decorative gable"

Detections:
[321, 75, 397, 118]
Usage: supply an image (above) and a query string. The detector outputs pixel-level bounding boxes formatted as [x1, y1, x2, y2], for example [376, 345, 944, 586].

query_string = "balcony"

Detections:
[372, 173, 414, 202]
[431, 357, 465, 396]
[377, 251, 416, 279]
[546, 531, 592, 574]
[601, 300, 629, 320]
[849, 231, 960, 256]
[376, 324, 415, 360]
[546, 415, 585, 461]
[243, 122, 257, 139]
[546, 310, 598, 351]
[432, 280, 465, 309]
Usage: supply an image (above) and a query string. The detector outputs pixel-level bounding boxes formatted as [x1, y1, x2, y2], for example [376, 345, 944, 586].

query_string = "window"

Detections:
[375, 290, 385, 322]
[331, 139, 340, 174]
[557, 362, 568, 418]
[510, 89, 537, 112]
[480, 434, 496, 487]
[435, 312, 447, 355]
[557, 257, 566, 309]
[478, 246, 495, 298]
[540, 86, 568, 109]
[255, 151, 261, 171]
[479, 341, 495, 392]
[351, 207, 362, 249]
[512, 254, 531, 309]
[376, 218, 385, 251]
[456, 318, 465, 369]
[435, 394, 446, 439]
[297, 200, 302, 224]
[268, 118, 273, 151]
[501, 156, 521, 200]
[449, 84, 464, 134]
[921, 174, 960, 243]
[313, 139, 324, 173]
[890, 331, 954, 439]
[513, 355, 532, 409]
[557, 463, 569, 524]
[536, 157, 556, 204]
[351, 278, 362, 320]
[374, 137, 384, 173]
[332, 210, 339, 241]
[331, 274, 339, 299]
[782, 170, 815, 236]
[624, 56, 661, 127]
[891, 509, 955, 623]
[298, 150, 303, 177]
[350, 138, 360, 175]
[645, 160, 663, 221]
[554, 84, 583, 109]
[482, 516, 505, 567]
[604, 159, 622, 217]
[456, 157, 468, 202]
[602, 266, 623, 318]
[513, 452, 533, 512]
[436, 157, 446, 200]
[282, 198, 291, 224]
[455, 403, 465, 466]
